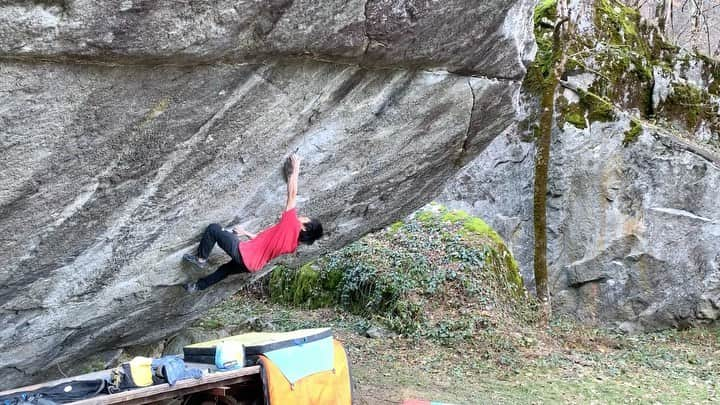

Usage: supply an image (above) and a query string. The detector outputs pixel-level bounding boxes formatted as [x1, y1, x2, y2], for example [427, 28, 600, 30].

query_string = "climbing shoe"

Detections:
[183, 282, 199, 293]
[183, 253, 207, 270]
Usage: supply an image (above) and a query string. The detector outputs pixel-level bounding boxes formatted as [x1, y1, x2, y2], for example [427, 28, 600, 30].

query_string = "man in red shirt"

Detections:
[182, 154, 323, 292]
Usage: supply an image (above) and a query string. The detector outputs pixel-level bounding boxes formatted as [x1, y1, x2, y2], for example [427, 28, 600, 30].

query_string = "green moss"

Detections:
[531, 0, 718, 133]
[698, 55, 720, 95]
[653, 56, 720, 134]
[462, 217, 496, 240]
[594, 0, 642, 48]
[558, 98, 587, 129]
[269, 263, 341, 309]
[414, 210, 435, 225]
[442, 209, 471, 224]
[555, 95, 568, 128]
[622, 120, 643, 146]
[566, 110, 587, 129]
[293, 264, 319, 305]
[586, 95, 615, 122]
[388, 221, 404, 235]
[265, 205, 527, 341]
[268, 266, 291, 303]
[534, 0, 557, 26]
[524, 64, 548, 96]
[484, 246, 525, 296]
[588, 50, 650, 117]
[662, 83, 711, 129]
[523, 0, 557, 96]
[679, 54, 692, 72]
[584, 0, 660, 116]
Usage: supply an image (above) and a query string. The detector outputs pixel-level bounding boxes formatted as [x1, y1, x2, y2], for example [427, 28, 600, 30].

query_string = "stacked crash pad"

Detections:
[183, 328, 332, 365]
[183, 328, 351, 404]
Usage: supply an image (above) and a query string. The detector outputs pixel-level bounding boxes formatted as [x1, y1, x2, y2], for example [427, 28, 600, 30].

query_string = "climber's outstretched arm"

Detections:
[285, 154, 300, 211]
[231, 225, 257, 239]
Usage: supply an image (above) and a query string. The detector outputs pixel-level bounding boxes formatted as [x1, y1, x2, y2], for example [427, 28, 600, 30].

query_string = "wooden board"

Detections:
[0, 364, 261, 405]
[70, 365, 261, 405]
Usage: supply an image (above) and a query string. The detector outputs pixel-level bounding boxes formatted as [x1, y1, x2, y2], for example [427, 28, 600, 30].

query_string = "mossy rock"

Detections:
[565, 109, 588, 129]
[660, 83, 715, 130]
[522, 0, 557, 96]
[269, 263, 341, 309]
[441, 209, 471, 224]
[264, 205, 527, 342]
[594, 0, 643, 48]
[557, 95, 588, 129]
[526, 0, 719, 136]
[623, 120, 643, 146]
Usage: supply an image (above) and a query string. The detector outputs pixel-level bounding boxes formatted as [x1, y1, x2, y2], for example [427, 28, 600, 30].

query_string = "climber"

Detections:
[182, 154, 323, 292]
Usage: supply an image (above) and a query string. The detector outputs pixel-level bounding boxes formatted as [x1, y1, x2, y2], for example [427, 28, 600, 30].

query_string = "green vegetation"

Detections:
[661, 83, 716, 130]
[564, 0, 655, 120]
[523, 0, 558, 96]
[563, 102, 588, 129]
[264, 206, 528, 345]
[548, 0, 719, 137]
[269, 262, 343, 309]
[594, 0, 643, 49]
[622, 119, 643, 146]
[522, 0, 720, 140]
[201, 295, 720, 404]
[192, 202, 720, 404]
[704, 56, 720, 95]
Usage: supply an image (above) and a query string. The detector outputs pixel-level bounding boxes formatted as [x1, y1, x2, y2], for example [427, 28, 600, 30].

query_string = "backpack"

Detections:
[107, 357, 155, 393]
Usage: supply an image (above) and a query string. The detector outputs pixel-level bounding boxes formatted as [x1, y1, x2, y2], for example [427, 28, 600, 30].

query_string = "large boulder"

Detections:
[0, 0, 534, 389]
[441, 119, 720, 332]
[440, 0, 720, 333]
[0, 0, 535, 78]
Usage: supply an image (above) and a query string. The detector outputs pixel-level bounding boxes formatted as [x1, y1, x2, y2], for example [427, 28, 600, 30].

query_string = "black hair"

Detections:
[298, 218, 323, 245]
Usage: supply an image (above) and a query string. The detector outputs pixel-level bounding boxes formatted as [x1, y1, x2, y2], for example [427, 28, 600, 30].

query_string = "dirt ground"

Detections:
[201, 295, 720, 404]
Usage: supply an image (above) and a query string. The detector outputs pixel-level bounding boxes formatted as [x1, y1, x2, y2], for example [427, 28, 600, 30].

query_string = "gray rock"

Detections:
[364, 325, 397, 339]
[638, 0, 720, 58]
[439, 0, 720, 334]
[163, 328, 230, 357]
[0, 0, 534, 389]
[439, 117, 720, 333]
[440, 127, 535, 289]
[0, 0, 534, 79]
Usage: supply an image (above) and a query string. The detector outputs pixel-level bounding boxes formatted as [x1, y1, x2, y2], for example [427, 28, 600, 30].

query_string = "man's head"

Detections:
[298, 217, 323, 245]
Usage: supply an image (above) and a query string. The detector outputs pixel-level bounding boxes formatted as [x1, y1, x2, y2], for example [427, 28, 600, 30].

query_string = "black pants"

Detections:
[196, 223, 249, 290]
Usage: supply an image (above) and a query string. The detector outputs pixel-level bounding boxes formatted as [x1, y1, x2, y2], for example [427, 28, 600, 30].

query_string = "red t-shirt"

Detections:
[238, 208, 301, 272]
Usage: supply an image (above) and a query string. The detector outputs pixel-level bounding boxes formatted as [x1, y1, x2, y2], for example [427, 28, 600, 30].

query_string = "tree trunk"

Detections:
[533, 16, 568, 324]
[533, 82, 554, 324]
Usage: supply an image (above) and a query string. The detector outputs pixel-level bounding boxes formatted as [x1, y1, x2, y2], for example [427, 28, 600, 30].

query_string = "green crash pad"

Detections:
[183, 328, 332, 365]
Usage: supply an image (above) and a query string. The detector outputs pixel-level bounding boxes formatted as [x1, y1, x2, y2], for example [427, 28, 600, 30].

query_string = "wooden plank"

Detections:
[0, 361, 219, 398]
[207, 387, 230, 396]
[70, 366, 261, 405]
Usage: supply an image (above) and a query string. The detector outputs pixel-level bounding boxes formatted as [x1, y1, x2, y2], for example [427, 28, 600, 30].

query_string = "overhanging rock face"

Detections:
[0, 0, 534, 388]
[0, 0, 534, 78]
